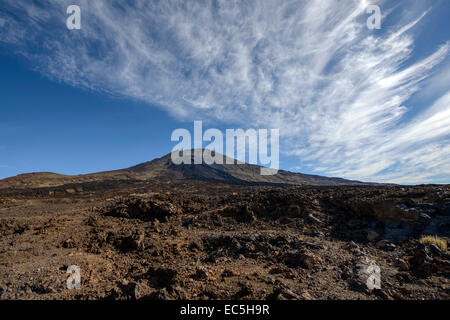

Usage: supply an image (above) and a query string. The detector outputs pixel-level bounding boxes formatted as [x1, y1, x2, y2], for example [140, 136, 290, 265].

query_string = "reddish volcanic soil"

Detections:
[0, 181, 449, 300]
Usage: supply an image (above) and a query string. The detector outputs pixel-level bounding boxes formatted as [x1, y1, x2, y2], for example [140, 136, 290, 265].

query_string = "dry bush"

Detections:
[420, 235, 447, 251]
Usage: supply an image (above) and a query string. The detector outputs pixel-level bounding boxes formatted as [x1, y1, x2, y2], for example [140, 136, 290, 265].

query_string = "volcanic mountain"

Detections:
[0, 150, 367, 190]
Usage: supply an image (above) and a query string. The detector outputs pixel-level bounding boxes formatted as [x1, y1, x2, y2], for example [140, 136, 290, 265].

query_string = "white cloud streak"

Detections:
[1, 0, 449, 184]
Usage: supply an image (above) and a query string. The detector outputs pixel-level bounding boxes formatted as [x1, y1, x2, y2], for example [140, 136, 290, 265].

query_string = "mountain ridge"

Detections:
[0, 150, 371, 189]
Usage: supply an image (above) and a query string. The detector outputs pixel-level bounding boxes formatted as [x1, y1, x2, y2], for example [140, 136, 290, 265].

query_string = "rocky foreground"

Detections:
[0, 182, 449, 300]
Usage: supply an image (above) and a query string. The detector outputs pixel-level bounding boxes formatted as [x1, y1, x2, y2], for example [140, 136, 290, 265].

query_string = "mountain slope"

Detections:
[0, 150, 368, 189]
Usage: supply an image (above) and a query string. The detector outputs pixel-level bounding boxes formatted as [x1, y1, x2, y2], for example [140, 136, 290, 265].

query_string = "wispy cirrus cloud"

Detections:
[1, 0, 449, 184]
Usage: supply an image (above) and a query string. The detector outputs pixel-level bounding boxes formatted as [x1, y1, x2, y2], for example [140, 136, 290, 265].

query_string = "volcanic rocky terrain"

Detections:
[0, 152, 449, 300]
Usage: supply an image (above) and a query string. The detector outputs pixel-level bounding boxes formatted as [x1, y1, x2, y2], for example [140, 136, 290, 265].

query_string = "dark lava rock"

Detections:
[119, 280, 141, 300]
[418, 213, 432, 225]
[412, 244, 433, 277]
[62, 238, 76, 249]
[383, 222, 415, 243]
[105, 198, 181, 221]
[435, 202, 450, 216]
[121, 230, 145, 251]
[285, 250, 322, 269]
[233, 282, 254, 299]
[193, 267, 209, 280]
[147, 267, 178, 288]
[423, 216, 450, 236]
[268, 283, 311, 300]
[142, 288, 169, 300]
[385, 243, 396, 251]
[430, 244, 443, 256]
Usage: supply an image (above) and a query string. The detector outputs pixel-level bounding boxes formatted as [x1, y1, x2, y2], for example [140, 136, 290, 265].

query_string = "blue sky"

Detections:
[1, 0, 450, 184]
